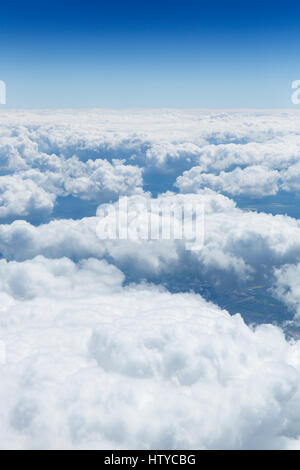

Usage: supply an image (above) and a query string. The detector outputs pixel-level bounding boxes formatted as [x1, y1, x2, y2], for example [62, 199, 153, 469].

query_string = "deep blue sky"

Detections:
[1, 0, 300, 108]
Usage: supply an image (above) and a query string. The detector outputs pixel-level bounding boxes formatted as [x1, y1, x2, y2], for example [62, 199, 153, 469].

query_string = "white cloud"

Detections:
[280, 162, 300, 193]
[273, 263, 300, 319]
[0, 157, 143, 220]
[1, 109, 300, 449]
[0, 175, 55, 218]
[1, 191, 299, 285]
[2, 109, 300, 213]
[0, 256, 300, 449]
[176, 165, 280, 197]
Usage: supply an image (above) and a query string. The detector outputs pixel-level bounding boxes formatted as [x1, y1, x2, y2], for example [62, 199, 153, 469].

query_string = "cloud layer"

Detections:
[0, 256, 300, 449]
[1, 109, 300, 449]
[2, 109, 300, 222]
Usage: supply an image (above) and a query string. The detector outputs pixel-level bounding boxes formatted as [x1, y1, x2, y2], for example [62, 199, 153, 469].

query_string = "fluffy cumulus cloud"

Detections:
[0, 256, 300, 449]
[0, 157, 143, 221]
[273, 263, 300, 320]
[0, 175, 55, 219]
[2, 108, 300, 216]
[1, 191, 300, 285]
[1, 110, 300, 449]
[176, 165, 280, 196]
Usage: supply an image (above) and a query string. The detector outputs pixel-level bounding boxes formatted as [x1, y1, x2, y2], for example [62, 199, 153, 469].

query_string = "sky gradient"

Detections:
[1, 0, 300, 108]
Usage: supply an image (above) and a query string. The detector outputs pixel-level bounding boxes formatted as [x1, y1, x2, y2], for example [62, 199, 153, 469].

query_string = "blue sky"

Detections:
[1, 0, 300, 108]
